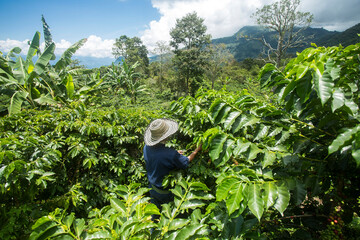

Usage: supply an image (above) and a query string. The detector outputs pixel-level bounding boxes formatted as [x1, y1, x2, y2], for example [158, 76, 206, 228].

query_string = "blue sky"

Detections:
[1, 0, 359, 59]
[0, 0, 159, 42]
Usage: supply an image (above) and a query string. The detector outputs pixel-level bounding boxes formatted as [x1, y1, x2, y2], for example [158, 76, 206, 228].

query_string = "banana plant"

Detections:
[120, 61, 147, 104]
[1, 31, 55, 115]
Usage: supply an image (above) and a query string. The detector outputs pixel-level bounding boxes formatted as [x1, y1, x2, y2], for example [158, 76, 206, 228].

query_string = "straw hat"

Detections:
[144, 119, 179, 146]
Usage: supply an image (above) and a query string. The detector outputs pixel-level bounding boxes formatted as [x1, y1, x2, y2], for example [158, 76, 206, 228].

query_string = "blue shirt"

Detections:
[144, 144, 189, 189]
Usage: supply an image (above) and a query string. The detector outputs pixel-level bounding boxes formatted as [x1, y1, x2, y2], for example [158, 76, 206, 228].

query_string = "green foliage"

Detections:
[170, 12, 211, 96]
[103, 61, 147, 104]
[30, 184, 158, 240]
[0, 105, 157, 239]
[1, 35, 360, 240]
[112, 35, 149, 73]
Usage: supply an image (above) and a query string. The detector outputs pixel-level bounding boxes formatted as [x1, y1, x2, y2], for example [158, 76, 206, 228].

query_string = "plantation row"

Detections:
[1, 26, 360, 239]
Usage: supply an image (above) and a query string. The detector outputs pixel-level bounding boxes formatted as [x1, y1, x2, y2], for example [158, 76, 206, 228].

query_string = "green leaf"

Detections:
[133, 222, 157, 234]
[352, 148, 360, 167]
[63, 213, 75, 229]
[233, 139, 251, 156]
[174, 224, 203, 240]
[110, 198, 126, 215]
[84, 230, 111, 240]
[33, 42, 56, 76]
[329, 127, 356, 154]
[226, 183, 245, 215]
[295, 65, 309, 79]
[73, 219, 86, 238]
[245, 143, 262, 161]
[65, 74, 75, 99]
[263, 182, 277, 210]
[247, 183, 264, 221]
[209, 133, 227, 161]
[180, 199, 205, 210]
[34, 94, 58, 106]
[293, 181, 307, 205]
[314, 61, 335, 106]
[0, 162, 15, 180]
[274, 183, 290, 215]
[55, 38, 87, 70]
[223, 111, 241, 130]
[13, 57, 27, 83]
[29, 220, 63, 240]
[254, 124, 270, 141]
[213, 138, 234, 168]
[344, 98, 359, 115]
[331, 88, 345, 112]
[144, 203, 160, 216]
[280, 78, 297, 101]
[352, 130, 360, 167]
[295, 72, 312, 103]
[31, 216, 52, 230]
[262, 150, 276, 168]
[8, 91, 28, 116]
[26, 32, 40, 62]
[187, 191, 214, 201]
[209, 100, 226, 122]
[216, 177, 239, 202]
[214, 105, 231, 125]
[189, 182, 210, 191]
[168, 218, 190, 231]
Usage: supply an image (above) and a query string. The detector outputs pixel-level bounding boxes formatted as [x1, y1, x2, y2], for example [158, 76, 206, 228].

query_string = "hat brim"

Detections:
[144, 119, 179, 146]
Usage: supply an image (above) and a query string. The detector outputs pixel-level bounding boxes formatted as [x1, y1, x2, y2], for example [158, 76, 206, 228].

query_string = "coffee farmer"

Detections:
[143, 118, 202, 212]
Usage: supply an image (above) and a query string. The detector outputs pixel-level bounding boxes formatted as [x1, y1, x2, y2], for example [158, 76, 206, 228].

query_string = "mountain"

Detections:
[317, 23, 360, 47]
[73, 56, 115, 69]
[212, 23, 360, 62]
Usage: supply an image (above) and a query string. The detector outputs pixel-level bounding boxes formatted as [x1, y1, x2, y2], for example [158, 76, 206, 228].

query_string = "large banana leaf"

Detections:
[33, 42, 56, 76]
[55, 38, 87, 71]
[41, 15, 56, 60]
[8, 91, 28, 116]
[26, 32, 40, 63]
[65, 74, 75, 99]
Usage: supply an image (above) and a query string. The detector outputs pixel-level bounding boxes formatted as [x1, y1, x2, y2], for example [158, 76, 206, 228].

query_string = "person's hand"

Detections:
[195, 143, 202, 153]
[178, 150, 185, 155]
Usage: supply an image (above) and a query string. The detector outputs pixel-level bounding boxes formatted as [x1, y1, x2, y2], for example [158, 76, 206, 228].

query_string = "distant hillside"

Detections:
[317, 23, 360, 47]
[212, 24, 360, 62]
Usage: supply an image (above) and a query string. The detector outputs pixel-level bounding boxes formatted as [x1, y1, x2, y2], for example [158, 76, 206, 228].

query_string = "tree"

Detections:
[170, 12, 211, 96]
[205, 44, 235, 89]
[151, 41, 172, 91]
[252, 0, 313, 67]
[112, 35, 149, 72]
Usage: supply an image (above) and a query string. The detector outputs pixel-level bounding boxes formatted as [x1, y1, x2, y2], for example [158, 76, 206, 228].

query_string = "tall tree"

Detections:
[112, 35, 149, 72]
[252, 0, 313, 67]
[170, 12, 211, 96]
[152, 41, 172, 91]
[205, 44, 235, 89]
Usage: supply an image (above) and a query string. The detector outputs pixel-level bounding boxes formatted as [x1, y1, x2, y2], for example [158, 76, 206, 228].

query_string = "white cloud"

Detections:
[75, 35, 115, 58]
[141, 0, 360, 51]
[0, 35, 115, 59]
[141, 0, 270, 51]
[0, 39, 30, 55]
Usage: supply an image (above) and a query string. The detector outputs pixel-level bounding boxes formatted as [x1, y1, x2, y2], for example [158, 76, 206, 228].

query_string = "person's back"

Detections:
[144, 143, 189, 190]
[143, 118, 202, 213]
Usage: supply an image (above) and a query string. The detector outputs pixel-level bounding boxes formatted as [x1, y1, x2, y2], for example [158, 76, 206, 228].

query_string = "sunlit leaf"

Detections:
[247, 183, 264, 221]
[274, 183, 290, 215]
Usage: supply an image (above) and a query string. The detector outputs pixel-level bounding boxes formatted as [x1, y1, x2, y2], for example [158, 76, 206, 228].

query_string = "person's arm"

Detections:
[187, 144, 202, 162]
